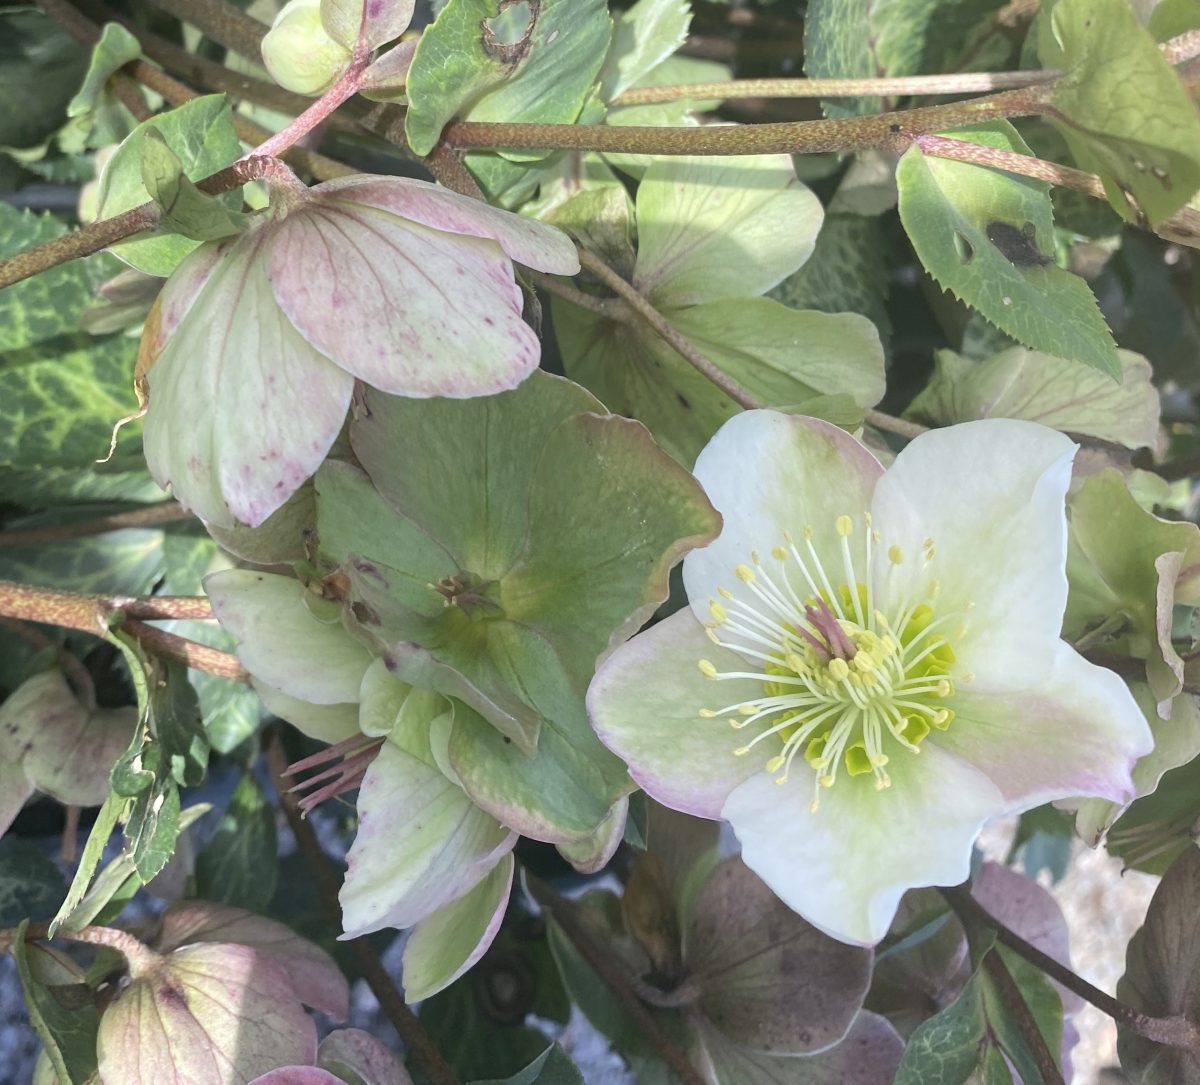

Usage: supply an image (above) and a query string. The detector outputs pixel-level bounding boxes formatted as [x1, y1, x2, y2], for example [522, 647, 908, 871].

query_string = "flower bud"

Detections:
[261, 0, 352, 96]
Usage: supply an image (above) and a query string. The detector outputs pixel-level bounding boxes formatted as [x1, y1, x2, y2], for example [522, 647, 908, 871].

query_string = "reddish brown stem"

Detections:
[0, 503, 195, 547]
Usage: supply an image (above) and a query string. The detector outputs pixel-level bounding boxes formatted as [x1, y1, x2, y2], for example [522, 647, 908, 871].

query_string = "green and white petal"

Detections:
[254, 684, 360, 746]
[722, 743, 1004, 945]
[401, 854, 514, 1002]
[144, 232, 354, 528]
[340, 742, 515, 938]
[934, 642, 1150, 813]
[683, 411, 883, 630]
[867, 418, 1076, 689]
[588, 610, 763, 820]
[207, 570, 372, 705]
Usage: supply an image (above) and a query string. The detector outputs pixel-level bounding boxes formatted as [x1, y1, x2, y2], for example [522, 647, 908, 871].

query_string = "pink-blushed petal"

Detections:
[557, 796, 628, 874]
[318, 1029, 413, 1085]
[868, 418, 1077, 690]
[683, 411, 883, 629]
[340, 742, 515, 938]
[401, 853, 514, 1003]
[250, 1070, 343, 1085]
[311, 175, 581, 273]
[144, 231, 354, 528]
[207, 570, 373, 705]
[933, 641, 1150, 812]
[266, 204, 540, 398]
[588, 609, 763, 820]
[723, 742, 1004, 946]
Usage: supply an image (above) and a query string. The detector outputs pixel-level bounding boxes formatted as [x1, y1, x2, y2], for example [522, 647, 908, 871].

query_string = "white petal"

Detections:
[683, 411, 883, 630]
[723, 744, 1004, 945]
[868, 418, 1076, 689]
[206, 570, 372, 705]
[144, 233, 353, 528]
[588, 609, 763, 820]
[933, 641, 1151, 813]
[340, 743, 515, 938]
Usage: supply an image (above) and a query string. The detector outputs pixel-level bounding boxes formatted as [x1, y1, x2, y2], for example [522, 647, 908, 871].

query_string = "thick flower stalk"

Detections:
[139, 171, 580, 528]
[589, 411, 1153, 945]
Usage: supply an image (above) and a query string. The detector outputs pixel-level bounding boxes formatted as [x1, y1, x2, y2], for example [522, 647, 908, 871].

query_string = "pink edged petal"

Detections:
[867, 419, 1076, 689]
[722, 742, 1004, 946]
[144, 231, 353, 528]
[266, 204, 539, 398]
[683, 411, 883, 629]
[933, 641, 1151, 812]
[249, 1071, 344, 1085]
[401, 853, 514, 1003]
[207, 570, 373, 705]
[318, 1028, 413, 1085]
[311, 175, 581, 273]
[587, 609, 763, 820]
[340, 742, 515, 938]
[557, 796, 628, 874]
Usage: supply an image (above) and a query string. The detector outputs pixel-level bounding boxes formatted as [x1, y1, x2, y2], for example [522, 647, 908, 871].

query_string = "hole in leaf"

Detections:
[952, 232, 974, 264]
[483, 0, 537, 62]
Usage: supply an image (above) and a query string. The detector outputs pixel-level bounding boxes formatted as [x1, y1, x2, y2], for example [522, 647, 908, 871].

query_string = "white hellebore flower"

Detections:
[589, 411, 1152, 945]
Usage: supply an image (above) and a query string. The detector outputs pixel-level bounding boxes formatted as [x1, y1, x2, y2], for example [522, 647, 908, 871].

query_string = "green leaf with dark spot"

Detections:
[896, 121, 1119, 377]
[0, 838, 68, 926]
[14, 922, 100, 1085]
[0, 205, 140, 469]
[1042, 0, 1200, 225]
[96, 94, 243, 275]
[405, 0, 611, 157]
[194, 772, 279, 912]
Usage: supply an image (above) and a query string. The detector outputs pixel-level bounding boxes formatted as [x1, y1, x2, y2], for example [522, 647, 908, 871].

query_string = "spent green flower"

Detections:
[589, 411, 1153, 944]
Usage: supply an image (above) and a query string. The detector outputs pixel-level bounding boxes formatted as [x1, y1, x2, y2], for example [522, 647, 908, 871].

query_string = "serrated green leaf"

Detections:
[14, 922, 101, 1085]
[0, 839, 68, 926]
[194, 772, 278, 912]
[1042, 0, 1200, 225]
[67, 22, 140, 119]
[896, 121, 1119, 377]
[140, 129, 247, 242]
[0, 10, 88, 150]
[599, 0, 691, 100]
[150, 659, 209, 787]
[50, 789, 125, 936]
[96, 94, 243, 275]
[405, 0, 611, 157]
[0, 205, 140, 469]
[906, 346, 1159, 449]
[126, 774, 181, 882]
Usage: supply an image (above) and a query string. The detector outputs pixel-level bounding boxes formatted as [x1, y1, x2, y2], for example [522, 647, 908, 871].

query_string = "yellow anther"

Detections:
[880, 635, 898, 657]
[736, 564, 756, 584]
[925, 546, 936, 561]
[785, 652, 807, 674]
[699, 659, 719, 679]
[803, 526, 814, 540]
[852, 650, 877, 673]
[923, 537, 935, 550]
[719, 587, 735, 601]
[734, 746, 751, 756]
[784, 529, 795, 544]
[810, 798, 821, 813]
[751, 550, 762, 565]
[820, 774, 836, 788]
[874, 774, 891, 791]
[705, 627, 720, 645]
[861, 671, 878, 686]
[936, 679, 953, 698]
[932, 709, 954, 729]
[709, 600, 728, 623]
[739, 704, 757, 715]
[766, 755, 786, 773]
[731, 718, 750, 730]
[772, 546, 788, 560]
[962, 673, 975, 685]
[872, 530, 882, 543]
[698, 708, 716, 718]
[836, 514, 854, 537]
[864, 512, 873, 528]
[873, 754, 890, 767]
[888, 545, 904, 565]
[828, 657, 851, 681]
[928, 579, 942, 599]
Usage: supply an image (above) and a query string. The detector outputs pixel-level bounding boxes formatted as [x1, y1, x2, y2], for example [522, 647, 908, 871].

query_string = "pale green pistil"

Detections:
[697, 513, 967, 813]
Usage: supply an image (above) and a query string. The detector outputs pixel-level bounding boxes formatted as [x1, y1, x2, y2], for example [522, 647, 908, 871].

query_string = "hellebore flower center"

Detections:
[699, 513, 965, 809]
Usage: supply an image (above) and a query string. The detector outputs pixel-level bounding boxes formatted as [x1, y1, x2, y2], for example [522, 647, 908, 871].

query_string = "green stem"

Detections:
[614, 70, 1059, 106]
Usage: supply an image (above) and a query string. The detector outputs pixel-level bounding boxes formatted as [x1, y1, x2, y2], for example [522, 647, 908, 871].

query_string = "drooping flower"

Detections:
[139, 171, 580, 528]
[589, 411, 1153, 945]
